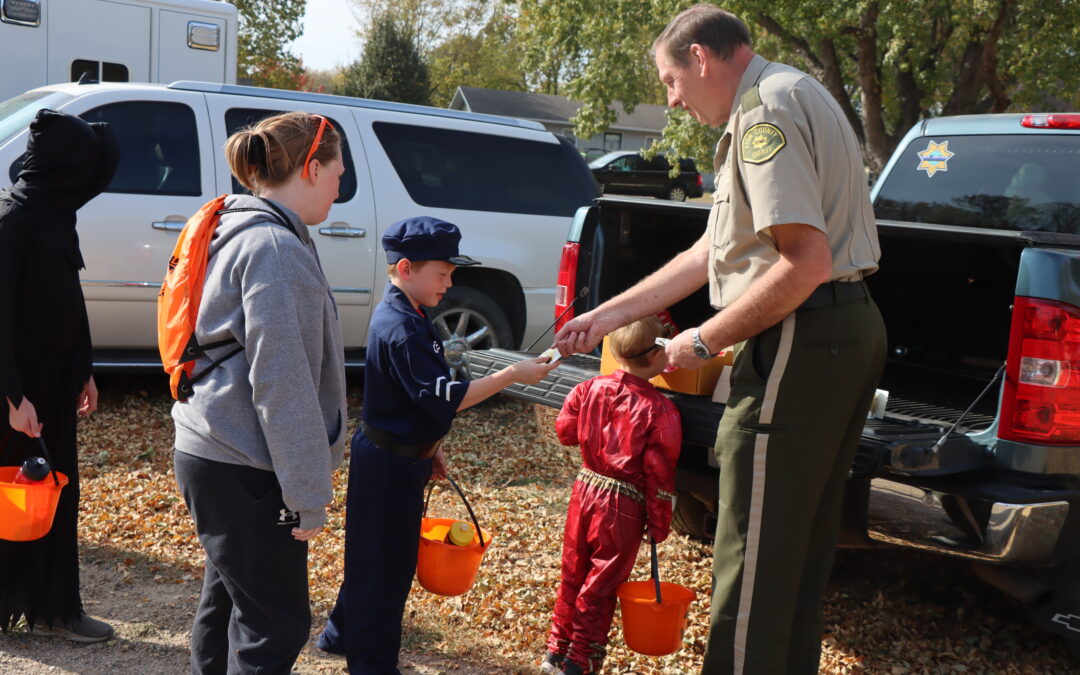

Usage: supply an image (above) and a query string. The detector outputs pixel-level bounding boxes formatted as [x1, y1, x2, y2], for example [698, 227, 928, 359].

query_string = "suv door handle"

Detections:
[152, 221, 185, 232]
[319, 226, 365, 238]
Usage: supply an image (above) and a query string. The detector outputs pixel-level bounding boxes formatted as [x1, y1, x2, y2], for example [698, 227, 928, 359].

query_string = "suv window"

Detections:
[80, 102, 201, 196]
[875, 134, 1080, 234]
[224, 108, 357, 203]
[373, 122, 596, 217]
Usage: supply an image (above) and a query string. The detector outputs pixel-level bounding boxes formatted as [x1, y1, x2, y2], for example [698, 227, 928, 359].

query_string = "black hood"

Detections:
[9, 108, 119, 226]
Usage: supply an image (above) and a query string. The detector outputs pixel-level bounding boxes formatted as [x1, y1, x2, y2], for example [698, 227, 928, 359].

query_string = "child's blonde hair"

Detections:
[386, 260, 432, 279]
[609, 315, 668, 368]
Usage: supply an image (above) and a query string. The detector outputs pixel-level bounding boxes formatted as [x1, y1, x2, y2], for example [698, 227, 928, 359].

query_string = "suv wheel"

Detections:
[672, 491, 715, 540]
[432, 286, 514, 380]
[667, 184, 688, 202]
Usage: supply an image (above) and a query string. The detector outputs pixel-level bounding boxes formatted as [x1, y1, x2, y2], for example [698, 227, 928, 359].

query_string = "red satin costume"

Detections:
[546, 370, 682, 672]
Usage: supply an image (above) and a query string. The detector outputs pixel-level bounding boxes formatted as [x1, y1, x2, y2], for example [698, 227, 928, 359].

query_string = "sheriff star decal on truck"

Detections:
[916, 140, 955, 177]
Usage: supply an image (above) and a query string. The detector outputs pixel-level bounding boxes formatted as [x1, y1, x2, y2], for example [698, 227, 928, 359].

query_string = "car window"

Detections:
[373, 122, 597, 217]
[644, 155, 670, 171]
[80, 102, 201, 196]
[0, 90, 73, 150]
[224, 108, 357, 203]
[874, 134, 1080, 234]
[609, 155, 642, 171]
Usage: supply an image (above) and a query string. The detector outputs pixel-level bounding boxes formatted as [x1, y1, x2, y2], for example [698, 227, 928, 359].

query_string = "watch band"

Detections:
[691, 327, 713, 360]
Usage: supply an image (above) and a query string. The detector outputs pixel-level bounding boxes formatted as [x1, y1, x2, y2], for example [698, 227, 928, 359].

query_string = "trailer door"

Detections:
[158, 10, 228, 84]
[0, 0, 46, 102]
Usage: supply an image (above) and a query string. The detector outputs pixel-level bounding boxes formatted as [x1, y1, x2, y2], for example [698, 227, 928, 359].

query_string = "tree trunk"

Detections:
[855, 3, 889, 176]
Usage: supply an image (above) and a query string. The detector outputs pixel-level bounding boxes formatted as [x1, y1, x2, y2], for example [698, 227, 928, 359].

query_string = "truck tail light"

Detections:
[1021, 114, 1080, 129]
[999, 296, 1080, 445]
[696, 173, 703, 188]
[554, 242, 580, 332]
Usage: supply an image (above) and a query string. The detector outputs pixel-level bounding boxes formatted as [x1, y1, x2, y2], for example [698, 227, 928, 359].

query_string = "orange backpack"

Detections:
[157, 195, 293, 400]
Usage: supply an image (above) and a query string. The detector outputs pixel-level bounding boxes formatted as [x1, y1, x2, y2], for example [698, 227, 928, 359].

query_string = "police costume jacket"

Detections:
[555, 370, 681, 542]
[170, 195, 347, 531]
[0, 109, 117, 629]
[362, 282, 467, 444]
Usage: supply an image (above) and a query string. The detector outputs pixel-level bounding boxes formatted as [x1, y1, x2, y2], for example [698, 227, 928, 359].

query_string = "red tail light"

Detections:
[554, 242, 580, 332]
[696, 174, 703, 188]
[1021, 114, 1080, 129]
[999, 296, 1080, 445]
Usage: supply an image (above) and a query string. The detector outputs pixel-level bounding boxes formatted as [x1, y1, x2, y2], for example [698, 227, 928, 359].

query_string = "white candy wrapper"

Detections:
[539, 347, 562, 364]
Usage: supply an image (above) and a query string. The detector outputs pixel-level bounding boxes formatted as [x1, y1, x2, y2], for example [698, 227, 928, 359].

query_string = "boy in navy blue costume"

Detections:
[317, 216, 557, 673]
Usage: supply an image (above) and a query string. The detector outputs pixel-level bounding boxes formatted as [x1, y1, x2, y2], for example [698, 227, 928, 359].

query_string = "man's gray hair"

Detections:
[653, 4, 751, 66]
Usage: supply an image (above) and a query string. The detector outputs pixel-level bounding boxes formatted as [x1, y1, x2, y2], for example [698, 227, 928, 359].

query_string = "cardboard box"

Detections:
[600, 336, 734, 396]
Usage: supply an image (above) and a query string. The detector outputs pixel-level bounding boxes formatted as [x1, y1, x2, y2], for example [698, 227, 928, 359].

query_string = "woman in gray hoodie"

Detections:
[171, 111, 348, 674]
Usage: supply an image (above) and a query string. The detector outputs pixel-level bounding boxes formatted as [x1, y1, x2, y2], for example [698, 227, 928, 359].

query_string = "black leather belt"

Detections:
[360, 422, 442, 460]
[798, 280, 869, 311]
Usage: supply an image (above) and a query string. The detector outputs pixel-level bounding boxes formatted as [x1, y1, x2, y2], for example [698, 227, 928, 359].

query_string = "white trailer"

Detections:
[0, 0, 237, 103]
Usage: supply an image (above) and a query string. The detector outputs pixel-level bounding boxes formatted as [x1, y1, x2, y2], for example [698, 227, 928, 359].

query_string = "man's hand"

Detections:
[76, 376, 98, 417]
[664, 329, 710, 370]
[291, 527, 322, 541]
[509, 356, 559, 384]
[554, 309, 624, 356]
[432, 446, 448, 480]
[7, 396, 42, 437]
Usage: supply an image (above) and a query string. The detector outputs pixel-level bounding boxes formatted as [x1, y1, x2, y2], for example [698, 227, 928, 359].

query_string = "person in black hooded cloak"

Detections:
[0, 108, 119, 642]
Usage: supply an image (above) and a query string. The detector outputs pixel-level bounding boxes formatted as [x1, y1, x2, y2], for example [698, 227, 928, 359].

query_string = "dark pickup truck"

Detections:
[467, 113, 1080, 653]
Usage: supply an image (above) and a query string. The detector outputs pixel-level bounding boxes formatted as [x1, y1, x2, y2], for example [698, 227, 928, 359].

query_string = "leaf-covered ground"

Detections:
[2, 374, 1076, 673]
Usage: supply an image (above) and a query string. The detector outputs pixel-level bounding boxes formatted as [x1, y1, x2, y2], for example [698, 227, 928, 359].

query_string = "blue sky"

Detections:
[288, 0, 361, 72]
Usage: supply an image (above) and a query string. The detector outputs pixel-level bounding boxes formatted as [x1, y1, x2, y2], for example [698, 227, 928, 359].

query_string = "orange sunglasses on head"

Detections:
[301, 114, 335, 179]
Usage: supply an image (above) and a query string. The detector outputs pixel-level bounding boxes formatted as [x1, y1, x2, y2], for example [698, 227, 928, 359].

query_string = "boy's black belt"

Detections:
[361, 422, 442, 460]
[798, 280, 869, 311]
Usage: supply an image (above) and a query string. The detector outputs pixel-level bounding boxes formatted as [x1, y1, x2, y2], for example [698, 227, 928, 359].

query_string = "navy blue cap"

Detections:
[382, 216, 481, 266]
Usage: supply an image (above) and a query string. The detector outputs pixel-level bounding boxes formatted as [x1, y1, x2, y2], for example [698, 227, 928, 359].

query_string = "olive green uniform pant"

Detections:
[701, 296, 886, 674]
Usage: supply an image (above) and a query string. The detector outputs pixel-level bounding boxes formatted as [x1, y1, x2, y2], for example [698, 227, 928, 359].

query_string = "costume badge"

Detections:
[916, 140, 954, 177]
[433, 340, 441, 354]
[741, 123, 786, 164]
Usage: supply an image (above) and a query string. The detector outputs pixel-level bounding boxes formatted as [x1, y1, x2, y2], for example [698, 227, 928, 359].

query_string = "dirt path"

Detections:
[0, 545, 513, 674]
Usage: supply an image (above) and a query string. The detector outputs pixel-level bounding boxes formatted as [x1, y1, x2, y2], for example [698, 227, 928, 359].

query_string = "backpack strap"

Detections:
[181, 201, 303, 397]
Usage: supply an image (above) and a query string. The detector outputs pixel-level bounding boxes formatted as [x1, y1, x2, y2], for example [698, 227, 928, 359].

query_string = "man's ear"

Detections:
[690, 43, 709, 75]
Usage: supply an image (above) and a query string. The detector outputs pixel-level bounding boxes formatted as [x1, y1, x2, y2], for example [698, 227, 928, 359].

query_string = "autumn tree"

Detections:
[233, 0, 306, 90]
[340, 13, 431, 105]
[428, 10, 528, 107]
[513, 0, 1080, 175]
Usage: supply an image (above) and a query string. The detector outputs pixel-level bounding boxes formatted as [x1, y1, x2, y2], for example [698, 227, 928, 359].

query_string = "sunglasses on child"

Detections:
[301, 115, 335, 180]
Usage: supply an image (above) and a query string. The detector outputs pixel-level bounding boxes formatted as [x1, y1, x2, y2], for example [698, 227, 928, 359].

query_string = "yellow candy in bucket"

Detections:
[417, 476, 492, 597]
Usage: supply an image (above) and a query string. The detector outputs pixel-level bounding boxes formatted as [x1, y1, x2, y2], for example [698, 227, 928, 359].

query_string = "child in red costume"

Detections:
[542, 316, 682, 675]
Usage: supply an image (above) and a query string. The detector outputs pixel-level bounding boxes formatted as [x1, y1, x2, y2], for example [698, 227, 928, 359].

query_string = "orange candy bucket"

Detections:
[617, 540, 696, 656]
[0, 435, 68, 542]
[416, 476, 492, 597]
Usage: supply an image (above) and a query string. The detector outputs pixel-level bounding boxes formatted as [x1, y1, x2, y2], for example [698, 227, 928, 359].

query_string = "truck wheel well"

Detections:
[450, 267, 526, 348]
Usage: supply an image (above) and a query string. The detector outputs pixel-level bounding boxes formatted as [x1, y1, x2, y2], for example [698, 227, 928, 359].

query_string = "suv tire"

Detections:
[667, 184, 688, 202]
[432, 286, 514, 379]
[672, 491, 714, 540]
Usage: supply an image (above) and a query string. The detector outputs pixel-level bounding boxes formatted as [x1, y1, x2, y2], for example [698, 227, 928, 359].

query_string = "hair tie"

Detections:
[248, 133, 267, 167]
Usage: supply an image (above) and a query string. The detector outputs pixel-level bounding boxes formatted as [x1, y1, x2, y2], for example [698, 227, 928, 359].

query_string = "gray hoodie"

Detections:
[172, 195, 347, 529]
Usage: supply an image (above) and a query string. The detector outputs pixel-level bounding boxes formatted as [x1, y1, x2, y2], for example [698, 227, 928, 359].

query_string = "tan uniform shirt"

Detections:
[706, 54, 880, 309]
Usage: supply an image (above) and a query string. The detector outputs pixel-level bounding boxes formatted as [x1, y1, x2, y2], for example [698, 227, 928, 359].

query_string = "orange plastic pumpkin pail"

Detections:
[617, 580, 695, 656]
[415, 475, 492, 597]
[0, 466, 69, 542]
[616, 539, 695, 656]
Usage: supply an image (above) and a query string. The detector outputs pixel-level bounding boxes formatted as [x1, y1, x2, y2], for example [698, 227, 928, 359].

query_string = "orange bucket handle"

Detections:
[650, 537, 663, 605]
[424, 475, 486, 548]
[0, 430, 61, 487]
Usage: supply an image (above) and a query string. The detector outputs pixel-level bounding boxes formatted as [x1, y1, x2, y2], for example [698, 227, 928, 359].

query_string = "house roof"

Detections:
[449, 86, 668, 133]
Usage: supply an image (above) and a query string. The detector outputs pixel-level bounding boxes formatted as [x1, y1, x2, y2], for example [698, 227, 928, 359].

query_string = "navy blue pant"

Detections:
[318, 429, 432, 674]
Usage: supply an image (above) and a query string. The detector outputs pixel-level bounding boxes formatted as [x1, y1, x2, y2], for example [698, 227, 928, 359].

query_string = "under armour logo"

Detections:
[1052, 613, 1080, 633]
[277, 508, 299, 525]
[433, 340, 441, 354]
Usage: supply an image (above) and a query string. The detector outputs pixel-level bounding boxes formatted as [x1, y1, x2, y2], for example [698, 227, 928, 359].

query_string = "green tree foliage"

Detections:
[340, 13, 431, 105]
[428, 10, 528, 107]
[233, 0, 306, 90]
[513, 0, 1080, 174]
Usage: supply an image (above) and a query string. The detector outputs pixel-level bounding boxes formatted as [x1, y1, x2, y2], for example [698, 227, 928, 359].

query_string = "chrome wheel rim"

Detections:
[434, 308, 498, 380]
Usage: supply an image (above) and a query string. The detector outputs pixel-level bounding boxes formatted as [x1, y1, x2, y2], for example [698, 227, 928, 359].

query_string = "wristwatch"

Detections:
[691, 327, 714, 360]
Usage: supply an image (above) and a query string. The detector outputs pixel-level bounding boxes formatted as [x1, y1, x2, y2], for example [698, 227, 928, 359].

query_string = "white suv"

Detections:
[0, 81, 599, 374]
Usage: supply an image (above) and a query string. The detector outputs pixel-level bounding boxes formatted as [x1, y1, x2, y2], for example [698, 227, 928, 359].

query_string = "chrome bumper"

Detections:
[867, 478, 1070, 564]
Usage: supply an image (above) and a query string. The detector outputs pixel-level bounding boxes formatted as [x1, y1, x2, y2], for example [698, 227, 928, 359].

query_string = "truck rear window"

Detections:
[874, 134, 1080, 234]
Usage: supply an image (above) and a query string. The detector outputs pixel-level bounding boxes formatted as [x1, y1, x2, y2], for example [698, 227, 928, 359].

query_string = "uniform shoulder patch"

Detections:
[741, 123, 786, 164]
